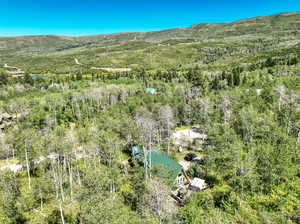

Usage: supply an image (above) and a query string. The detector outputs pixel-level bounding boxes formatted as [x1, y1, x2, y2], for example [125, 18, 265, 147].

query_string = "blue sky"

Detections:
[1, 0, 300, 36]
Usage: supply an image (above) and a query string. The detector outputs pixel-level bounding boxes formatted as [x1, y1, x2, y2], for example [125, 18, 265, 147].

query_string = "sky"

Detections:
[1, 0, 300, 36]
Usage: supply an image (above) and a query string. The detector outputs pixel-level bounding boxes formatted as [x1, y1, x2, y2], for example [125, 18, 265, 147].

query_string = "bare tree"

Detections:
[273, 84, 286, 111]
[273, 85, 300, 133]
[72, 93, 84, 118]
[197, 98, 211, 124]
[24, 137, 31, 190]
[183, 103, 193, 125]
[135, 108, 158, 150]
[158, 105, 174, 154]
[218, 94, 231, 123]
[144, 178, 177, 224]
[9, 98, 28, 122]
[0, 130, 13, 159]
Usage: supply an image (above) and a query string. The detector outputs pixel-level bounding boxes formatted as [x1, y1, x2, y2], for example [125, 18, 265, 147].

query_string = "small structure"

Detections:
[93, 67, 132, 72]
[189, 178, 208, 191]
[171, 178, 208, 204]
[146, 88, 157, 95]
[131, 146, 141, 156]
[7, 70, 25, 77]
[4, 64, 25, 77]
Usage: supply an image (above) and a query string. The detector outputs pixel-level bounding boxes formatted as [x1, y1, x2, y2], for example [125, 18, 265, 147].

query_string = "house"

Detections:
[131, 146, 189, 185]
[146, 88, 157, 95]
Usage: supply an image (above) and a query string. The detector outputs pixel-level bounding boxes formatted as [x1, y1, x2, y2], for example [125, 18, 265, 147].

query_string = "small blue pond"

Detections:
[31, 75, 48, 79]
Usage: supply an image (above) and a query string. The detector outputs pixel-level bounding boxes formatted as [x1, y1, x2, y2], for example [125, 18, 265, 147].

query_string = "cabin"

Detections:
[131, 146, 189, 185]
[131, 146, 208, 205]
[146, 88, 157, 95]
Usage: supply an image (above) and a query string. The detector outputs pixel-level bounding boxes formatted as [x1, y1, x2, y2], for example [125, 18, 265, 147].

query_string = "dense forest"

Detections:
[0, 12, 300, 224]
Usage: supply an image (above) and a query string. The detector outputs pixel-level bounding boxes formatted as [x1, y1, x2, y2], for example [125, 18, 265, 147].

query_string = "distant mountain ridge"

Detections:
[0, 12, 299, 56]
[0, 11, 300, 74]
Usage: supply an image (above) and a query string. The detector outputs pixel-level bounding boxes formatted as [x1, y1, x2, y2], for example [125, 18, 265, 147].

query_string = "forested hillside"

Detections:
[0, 12, 300, 224]
[0, 12, 299, 71]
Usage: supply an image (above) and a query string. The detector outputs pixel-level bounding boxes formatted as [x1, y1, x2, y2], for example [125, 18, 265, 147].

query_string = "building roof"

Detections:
[189, 178, 207, 190]
[146, 88, 156, 94]
[132, 146, 141, 156]
[132, 147, 182, 183]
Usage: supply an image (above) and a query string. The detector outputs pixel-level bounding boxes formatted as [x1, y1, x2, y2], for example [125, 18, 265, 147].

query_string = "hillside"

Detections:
[1, 11, 300, 224]
[0, 12, 299, 75]
[0, 12, 299, 62]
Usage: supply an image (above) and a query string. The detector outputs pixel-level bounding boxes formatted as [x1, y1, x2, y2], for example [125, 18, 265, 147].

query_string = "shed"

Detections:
[189, 178, 207, 191]
[146, 88, 157, 94]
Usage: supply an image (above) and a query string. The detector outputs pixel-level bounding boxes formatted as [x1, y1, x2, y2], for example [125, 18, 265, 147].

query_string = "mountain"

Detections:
[0, 12, 299, 72]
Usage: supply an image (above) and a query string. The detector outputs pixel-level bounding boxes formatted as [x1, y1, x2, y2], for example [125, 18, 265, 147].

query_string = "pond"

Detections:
[31, 75, 48, 79]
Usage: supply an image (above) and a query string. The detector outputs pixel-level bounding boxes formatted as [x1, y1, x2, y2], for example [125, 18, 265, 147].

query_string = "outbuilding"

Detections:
[146, 88, 157, 95]
[189, 178, 208, 191]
